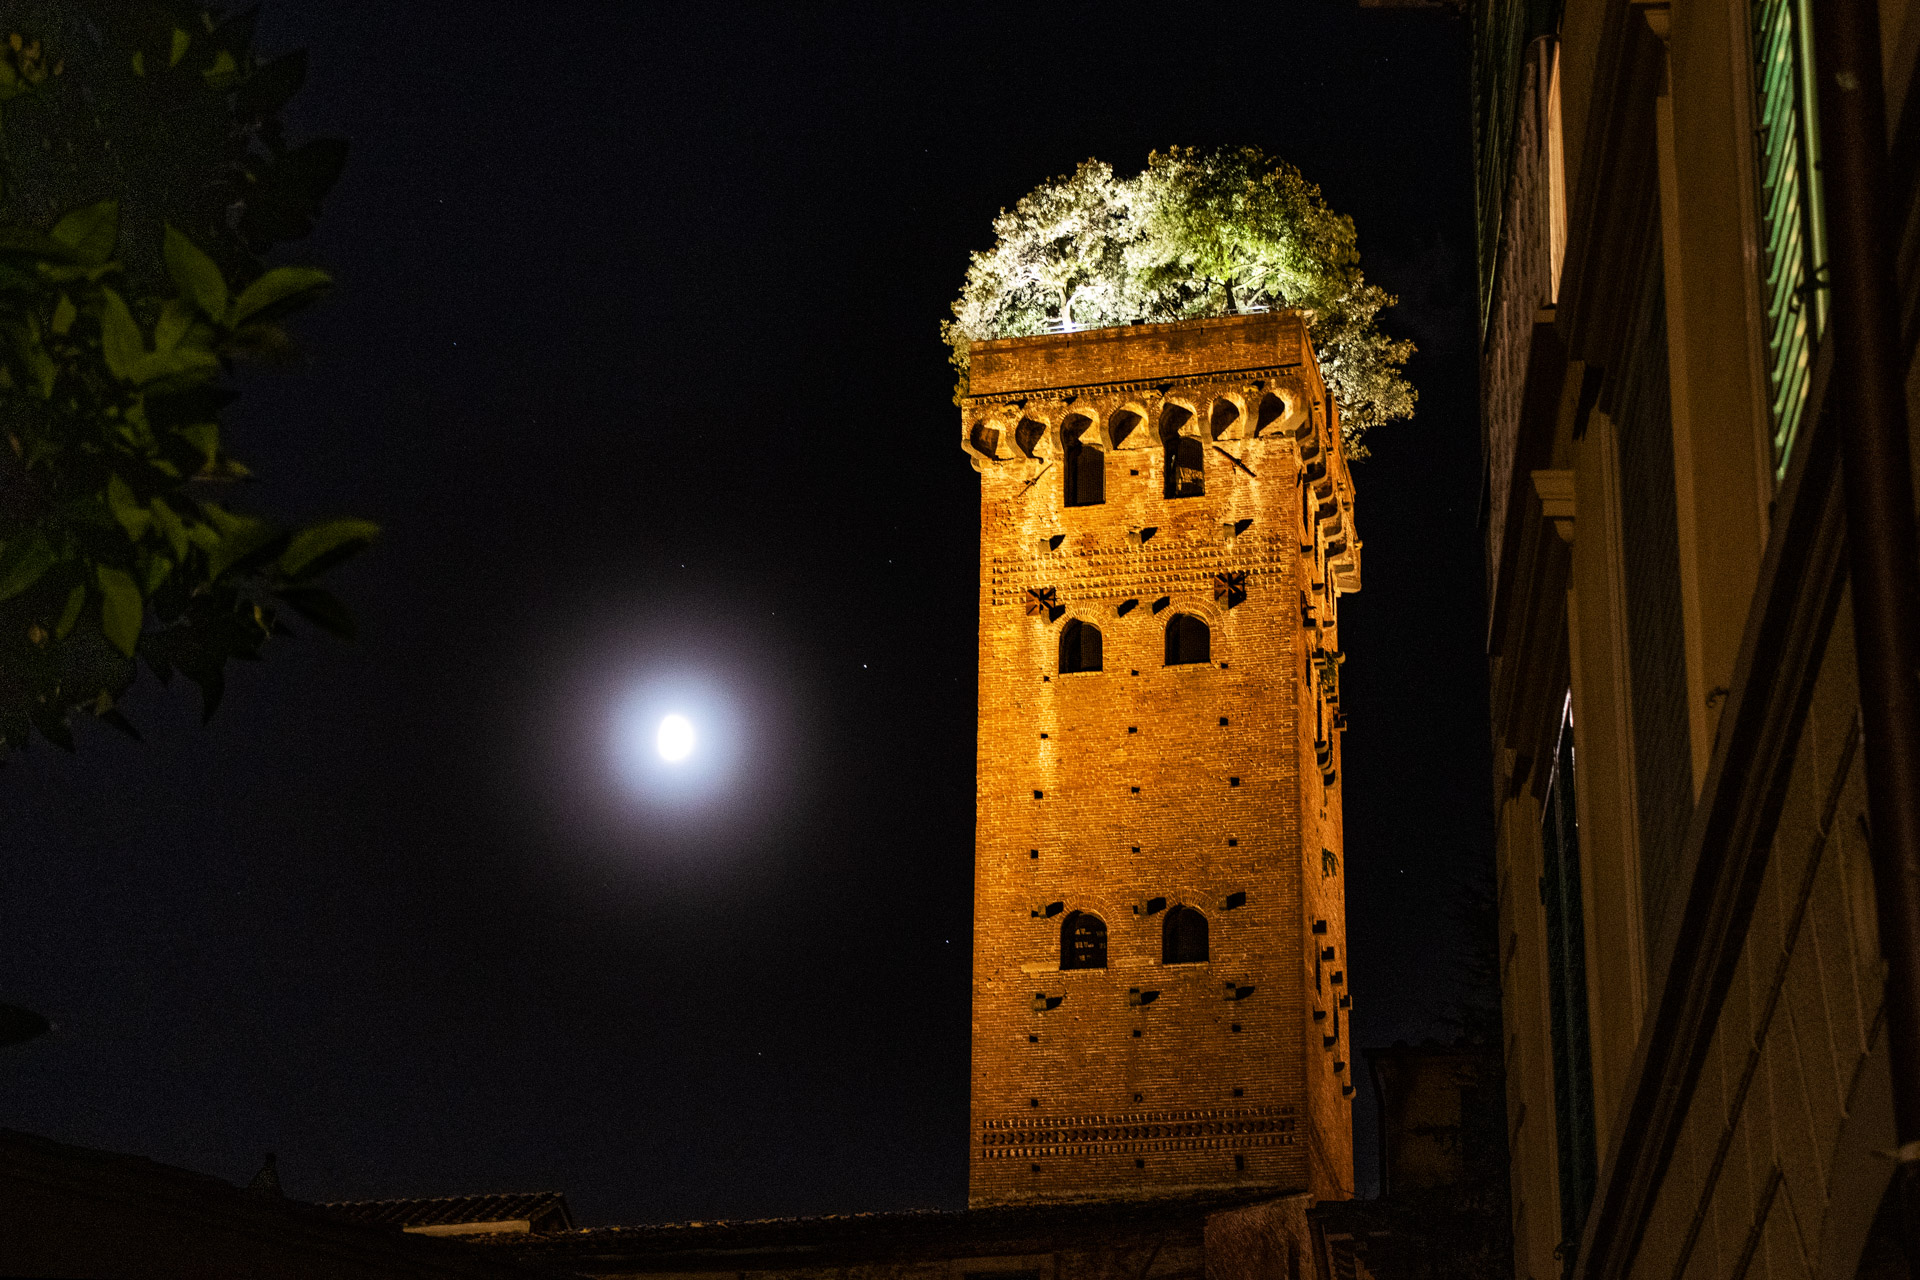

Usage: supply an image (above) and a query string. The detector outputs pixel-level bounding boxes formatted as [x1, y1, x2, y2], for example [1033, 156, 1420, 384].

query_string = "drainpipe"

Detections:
[1812, 0, 1920, 1269]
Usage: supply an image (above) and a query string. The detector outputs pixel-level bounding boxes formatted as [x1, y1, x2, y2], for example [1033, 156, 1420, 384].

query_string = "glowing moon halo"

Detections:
[656, 713, 695, 763]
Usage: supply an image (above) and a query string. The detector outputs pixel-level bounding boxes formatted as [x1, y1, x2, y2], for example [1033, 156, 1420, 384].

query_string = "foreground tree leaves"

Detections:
[0, 8, 370, 756]
[0, 198, 375, 752]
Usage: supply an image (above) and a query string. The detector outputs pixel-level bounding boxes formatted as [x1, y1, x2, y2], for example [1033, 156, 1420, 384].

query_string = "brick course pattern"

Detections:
[963, 313, 1359, 1207]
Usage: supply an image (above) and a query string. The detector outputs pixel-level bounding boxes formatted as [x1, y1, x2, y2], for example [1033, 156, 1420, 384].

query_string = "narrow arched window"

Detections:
[1164, 613, 1211, 666]
[1059, 619, 1103, 673]
[1256, 392, 1287, 436]
[1015, 417, 1046, 459]
[1063, 416, 1104, 507]
[1061, 911, 1108, 969]
[1162, 906, 1209, 964]
[1210, 398, 1241, 439]
[1161, 405, 1204, 498]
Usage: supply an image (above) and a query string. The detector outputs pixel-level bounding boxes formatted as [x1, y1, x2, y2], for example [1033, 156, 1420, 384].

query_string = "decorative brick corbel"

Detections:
[1532, 469, 1575, 543]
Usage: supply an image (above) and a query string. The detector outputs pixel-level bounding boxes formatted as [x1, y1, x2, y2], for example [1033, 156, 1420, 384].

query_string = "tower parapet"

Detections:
[965, 312, 1359, 1207]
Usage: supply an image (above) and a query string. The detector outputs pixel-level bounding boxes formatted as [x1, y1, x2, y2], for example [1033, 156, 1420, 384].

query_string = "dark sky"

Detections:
[1, 0, 1488, 1224]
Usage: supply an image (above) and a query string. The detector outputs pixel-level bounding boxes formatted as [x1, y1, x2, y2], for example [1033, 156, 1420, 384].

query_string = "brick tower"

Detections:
[963, 312, 1359, 1207]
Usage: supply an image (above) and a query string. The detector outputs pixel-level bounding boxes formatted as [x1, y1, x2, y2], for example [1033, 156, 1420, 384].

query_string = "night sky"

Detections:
[1, 1, 1489, 1225]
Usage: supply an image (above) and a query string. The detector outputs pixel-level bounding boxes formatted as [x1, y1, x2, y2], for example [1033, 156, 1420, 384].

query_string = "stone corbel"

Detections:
[1532, 469, 1575, 542]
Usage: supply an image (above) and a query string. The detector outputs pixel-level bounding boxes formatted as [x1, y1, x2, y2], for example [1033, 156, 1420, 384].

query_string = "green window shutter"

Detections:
[1751, 0, 1828, 479]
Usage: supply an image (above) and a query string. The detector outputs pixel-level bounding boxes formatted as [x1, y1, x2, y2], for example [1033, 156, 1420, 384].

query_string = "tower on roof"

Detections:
[963, 312, 1359, 1207]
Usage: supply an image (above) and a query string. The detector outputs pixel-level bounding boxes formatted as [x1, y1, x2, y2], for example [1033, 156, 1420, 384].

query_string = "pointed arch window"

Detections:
[1063, 415, 1104, 507]
[1164, 614, 1211, 666]
[1160, 405, 1204, 498]
[1162, 907, 1209, 964]
[1061, 911, 1108, 969]
[1059, 619, 1103, 673]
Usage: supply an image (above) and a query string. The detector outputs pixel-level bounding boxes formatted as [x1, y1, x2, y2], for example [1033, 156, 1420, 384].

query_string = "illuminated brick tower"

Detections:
[963, 312, 1359, 1207]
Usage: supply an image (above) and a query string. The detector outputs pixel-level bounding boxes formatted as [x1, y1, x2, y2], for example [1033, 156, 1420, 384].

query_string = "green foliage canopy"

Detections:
[0, 6, 370, 754]
[943, 147, 1416, 456]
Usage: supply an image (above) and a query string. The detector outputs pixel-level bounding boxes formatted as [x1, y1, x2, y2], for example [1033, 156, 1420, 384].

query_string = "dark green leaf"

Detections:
[96, 565, 142, 657]
[49, 200, 120, 266]
[0, 533, 55, 601]
[106, 474, 152, 539]
[278, 517, 378, 579]
[228, 266, 330, 328]
[54, 584, 84, 639]
[150, 498, 188, 560]
[164, 224, 229, 320]
[99, 288, 144, 381]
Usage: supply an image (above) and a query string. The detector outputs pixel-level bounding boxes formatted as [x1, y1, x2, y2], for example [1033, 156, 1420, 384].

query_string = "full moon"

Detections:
[656, 713, 695, 762]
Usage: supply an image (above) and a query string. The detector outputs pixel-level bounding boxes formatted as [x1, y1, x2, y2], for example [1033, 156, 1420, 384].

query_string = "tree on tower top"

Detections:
[943, 147, 1416, 457]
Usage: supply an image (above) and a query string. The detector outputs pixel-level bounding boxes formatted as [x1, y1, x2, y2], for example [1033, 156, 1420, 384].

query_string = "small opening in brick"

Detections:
[1033, 790, 1044, 799]
[1229, 777, 1240, 787]
[1233, 1087, 1244, 1097]
[1130, 785, 1140, 793]
[1313, 918, 1328, 934]
[1029, 1098, 1039, 1108]
[1131, 846, 1140, 853]
[1028, 1034, 1039, 1043]
[1134, 1092, 1143, 1102]
[1131, 669, 1139, 676]
[1231, 1024, 1242, 1033]
[1042, 675, 1050, 682]
[1040, 732, 1049, 739]
[1219, 716, 1229, 726]
[1225, 890, 1247, 909]
[1030, 1163, 1041, 1172]
[1132, 1029, 1141, 1038]
[1219, 662, 1230, 669]
[1128, 726, 1137, 734]
[1135, 1158, 1146, 1169]
[1029, 850, 1039, 860]
[1235, 1154, 1246, 1171]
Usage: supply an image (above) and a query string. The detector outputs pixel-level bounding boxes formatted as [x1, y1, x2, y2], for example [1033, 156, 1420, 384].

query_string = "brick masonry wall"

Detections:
[962, 315, 1357, 1207]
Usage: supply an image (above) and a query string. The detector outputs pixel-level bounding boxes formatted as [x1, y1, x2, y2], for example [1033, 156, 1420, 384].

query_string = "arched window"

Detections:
[1164, 613, 1211, 665]
[1061, 911, 1108, 969]
[1161, 405, 1204, 498]
[1063, 415, 1104, 507]
[1015, 417, 1047, 459]
[1255, 392, 1287, 436]
[1210, 398, 1242, 439]
[1162, 906, 1209, 964]
[1059, 619, 1103, 673]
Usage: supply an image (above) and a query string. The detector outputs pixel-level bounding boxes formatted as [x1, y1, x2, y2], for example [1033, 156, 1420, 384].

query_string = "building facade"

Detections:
[960, 313, 1360, 1208]
[1467, 0, 1920, 1276]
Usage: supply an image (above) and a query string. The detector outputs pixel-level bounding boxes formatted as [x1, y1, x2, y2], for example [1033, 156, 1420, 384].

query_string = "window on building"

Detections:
[1164, 614, 1211, 666]
[1541, 694, 1597, 1260]
[1161, 404, 1204, 498]
[1108, 408, 1143, 449]
[1255, 392, 1287, 437]
[969, 422, 1001, 460]
[1750, 0, 1828, 478]
[1209, 398, 1241, 439]
[1059, 619, 1103, 673]
[1062, 415, 1104, 507]
[1162, 906, 1209, 964]
[1060, 911, 1107, 969]
[1014, 417, 1047, 459]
